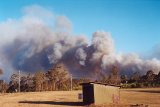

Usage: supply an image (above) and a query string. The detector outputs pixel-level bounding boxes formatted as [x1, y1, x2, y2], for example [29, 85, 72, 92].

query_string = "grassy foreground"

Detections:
[0, 88, 160, 107]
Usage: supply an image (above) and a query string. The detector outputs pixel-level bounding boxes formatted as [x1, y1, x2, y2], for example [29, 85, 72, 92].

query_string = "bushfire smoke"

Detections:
[0, 5, 160, 80]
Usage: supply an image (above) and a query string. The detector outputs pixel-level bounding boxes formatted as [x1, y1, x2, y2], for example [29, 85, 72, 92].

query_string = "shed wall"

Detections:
[93, 84, 120, 105]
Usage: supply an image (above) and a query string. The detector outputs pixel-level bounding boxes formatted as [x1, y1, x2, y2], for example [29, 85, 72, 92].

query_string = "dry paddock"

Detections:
[0, 88, 160, 107]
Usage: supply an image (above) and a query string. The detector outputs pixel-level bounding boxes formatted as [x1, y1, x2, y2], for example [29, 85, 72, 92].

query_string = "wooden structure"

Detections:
[81, 82, 120, 105]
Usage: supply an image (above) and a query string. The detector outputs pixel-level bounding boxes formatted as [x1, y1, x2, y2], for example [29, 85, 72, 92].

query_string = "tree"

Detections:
[108, 66, 120, 85]
[0, 80, 8, 93]
[34, 71, 45, 92]
[46, 63, 69, 91]
[0, 69, 3, 75]
[8, 73, 19, 92]
[130, 72, 141, 83]
[20, 76, 27, 92]
[20, 74, 34, 92]
[155, 71, 160, 84]
[145, 70, 156, 83]
[25, 74, 34, 92]
[121, 74, 128, 83]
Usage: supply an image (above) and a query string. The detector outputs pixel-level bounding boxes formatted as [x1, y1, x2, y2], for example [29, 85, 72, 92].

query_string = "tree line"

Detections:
[0, 63, 90, 93]
[0, 65, 160, 93]
[100, 66, 160, 88]
[120, 70, 160, 88]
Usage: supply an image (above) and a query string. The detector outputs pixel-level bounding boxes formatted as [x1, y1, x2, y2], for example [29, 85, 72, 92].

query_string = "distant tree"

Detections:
[0, 69, 5, 93]
[0, 80, 8, 93]
[20, 76, 27, 91]
[9, 73, 34, 92]
[46, 63, 69, 91]
[155, 71, 160, 83]
[121, 74, 128, 83]
[100, 75, 109, 83]
[26, 74, 34, 92]
[8, 73, 19, 92]
[130, 72, 141, 83]
[2, 82, 8, 93]
[42, 80, 49, 91]
[108, 66, 121, 85]
[0, 69, 3, 75]
[34, 71, 45, 92]
[10, 73, 19, 84]
[0, 80, 4, 92]
[46, 66, 59, 91]
[20, 74, 34, 92]
[145, 70, 156, 83]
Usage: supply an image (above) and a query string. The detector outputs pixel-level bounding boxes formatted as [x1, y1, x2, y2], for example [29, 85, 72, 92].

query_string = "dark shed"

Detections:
[81, 82, 120, 105]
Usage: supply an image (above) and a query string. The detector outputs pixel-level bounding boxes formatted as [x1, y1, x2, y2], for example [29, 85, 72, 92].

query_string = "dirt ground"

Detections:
[0, 88, 160, 107]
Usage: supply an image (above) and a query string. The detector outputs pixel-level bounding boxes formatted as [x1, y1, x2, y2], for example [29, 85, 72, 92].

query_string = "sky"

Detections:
[0, 0, 160, 54]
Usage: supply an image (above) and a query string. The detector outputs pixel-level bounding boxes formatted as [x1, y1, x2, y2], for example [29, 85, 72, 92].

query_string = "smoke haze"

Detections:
[0, 5, 160, 80]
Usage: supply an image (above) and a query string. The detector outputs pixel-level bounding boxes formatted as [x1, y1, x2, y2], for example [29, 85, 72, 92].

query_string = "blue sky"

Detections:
[0, 0, 160, 54]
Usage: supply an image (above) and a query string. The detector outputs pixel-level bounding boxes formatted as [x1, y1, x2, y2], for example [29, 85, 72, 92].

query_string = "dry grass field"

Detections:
[0, 88, 159, 107]
[120, 88, 160, 107]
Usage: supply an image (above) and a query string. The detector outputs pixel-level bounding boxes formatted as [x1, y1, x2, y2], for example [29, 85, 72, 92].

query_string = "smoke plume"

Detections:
[0, 5, 160, 80]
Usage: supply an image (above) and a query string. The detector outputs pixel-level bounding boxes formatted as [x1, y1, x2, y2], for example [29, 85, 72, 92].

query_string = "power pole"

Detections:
[70, 74, 72, 91]
[19, 70, 20, 92]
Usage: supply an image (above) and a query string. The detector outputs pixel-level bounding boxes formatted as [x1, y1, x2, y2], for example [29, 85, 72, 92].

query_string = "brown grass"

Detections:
[120, 88, 160, 107]
[0, 88, 159, 107]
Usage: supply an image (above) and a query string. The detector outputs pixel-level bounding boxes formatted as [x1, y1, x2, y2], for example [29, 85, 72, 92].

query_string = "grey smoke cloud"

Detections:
[75, 48, 87, 66]
[0, 5, 160, 80]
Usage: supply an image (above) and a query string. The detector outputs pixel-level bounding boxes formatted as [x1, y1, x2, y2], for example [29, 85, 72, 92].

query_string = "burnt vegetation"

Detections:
[0, 65, 160, 93]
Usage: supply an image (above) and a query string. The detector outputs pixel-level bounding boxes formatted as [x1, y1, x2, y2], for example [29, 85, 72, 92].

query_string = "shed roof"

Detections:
[80, 82, 121, 87]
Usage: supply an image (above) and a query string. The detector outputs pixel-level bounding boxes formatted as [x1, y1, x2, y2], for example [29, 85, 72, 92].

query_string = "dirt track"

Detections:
[0, 88, 160, 107]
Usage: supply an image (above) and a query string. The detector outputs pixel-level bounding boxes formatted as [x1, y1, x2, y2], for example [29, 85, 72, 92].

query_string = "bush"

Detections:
[136, 83, 144, 88]
[130, 83, 137, 88]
